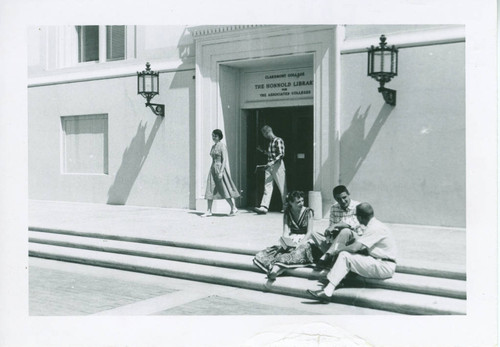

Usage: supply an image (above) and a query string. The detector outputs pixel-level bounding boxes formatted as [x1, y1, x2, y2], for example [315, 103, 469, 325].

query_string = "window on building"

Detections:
[76, 26, 99, 62]
[75, 25, 127, 63]
[106, 26, 126, 61]
[61, 114, 108, 174]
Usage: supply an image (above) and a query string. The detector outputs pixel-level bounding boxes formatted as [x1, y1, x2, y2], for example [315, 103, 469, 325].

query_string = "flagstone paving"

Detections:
[29, 265, 177, 315]
[29, 257, 398, 316]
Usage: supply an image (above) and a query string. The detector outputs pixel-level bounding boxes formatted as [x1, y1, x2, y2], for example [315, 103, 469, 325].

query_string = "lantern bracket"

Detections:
[378, 87, 396, 106]
[367, 35, 398, 106]
[137, 62, 164, 117]
[146, 102, 165, 117]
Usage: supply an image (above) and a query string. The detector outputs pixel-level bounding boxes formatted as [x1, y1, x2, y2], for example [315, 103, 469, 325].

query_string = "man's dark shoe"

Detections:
[306, 289, 331, 302]
[316, 253, 334, 269]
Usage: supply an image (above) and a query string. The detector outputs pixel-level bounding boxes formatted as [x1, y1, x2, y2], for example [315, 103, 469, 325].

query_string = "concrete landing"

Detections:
[29, 200, 466, 267]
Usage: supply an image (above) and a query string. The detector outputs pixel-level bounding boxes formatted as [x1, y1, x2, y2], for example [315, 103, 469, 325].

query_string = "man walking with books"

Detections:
[254, 125, 287, 214]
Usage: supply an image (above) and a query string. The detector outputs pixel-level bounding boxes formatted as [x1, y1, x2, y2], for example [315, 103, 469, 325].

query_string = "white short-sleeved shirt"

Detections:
[357, 217, 397, 261]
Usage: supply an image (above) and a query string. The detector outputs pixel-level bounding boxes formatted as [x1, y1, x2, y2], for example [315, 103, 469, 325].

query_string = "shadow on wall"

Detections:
[107, 116, 164, 205]
[340, 104, 393, 186]
[178, 27, 195, 60]
[176, 28, 196, 209]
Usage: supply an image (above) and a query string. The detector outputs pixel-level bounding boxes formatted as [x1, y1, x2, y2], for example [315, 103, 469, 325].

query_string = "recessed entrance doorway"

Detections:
[246, 106, 314, 211]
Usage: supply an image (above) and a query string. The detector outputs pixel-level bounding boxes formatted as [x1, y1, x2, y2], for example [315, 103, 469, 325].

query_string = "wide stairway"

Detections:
[28, 226, 466, 315]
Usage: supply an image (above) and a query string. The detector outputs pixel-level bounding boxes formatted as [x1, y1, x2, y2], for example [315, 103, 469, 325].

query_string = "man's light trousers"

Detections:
[326, 251, 396, 287]
[260, 160, 287, 209]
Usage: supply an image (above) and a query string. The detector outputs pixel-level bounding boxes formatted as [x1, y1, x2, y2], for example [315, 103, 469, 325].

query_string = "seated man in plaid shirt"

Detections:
[304, 185, 362, 268]
[254, 125, 287, 214]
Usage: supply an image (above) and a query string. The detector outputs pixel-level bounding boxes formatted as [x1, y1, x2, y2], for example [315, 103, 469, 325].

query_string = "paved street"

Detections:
[30, 257, 399, 316]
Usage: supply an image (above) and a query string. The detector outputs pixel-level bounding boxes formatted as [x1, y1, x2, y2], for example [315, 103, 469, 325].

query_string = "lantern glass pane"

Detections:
[383, 51, 393, 74]
[367, 52, 372, 75]
[138, 75, 144, 94]
[152, 75, 158, 93]
[393, 53, 398, 75]
[144, 75, 153, 92]
[373, 51, 382, 73]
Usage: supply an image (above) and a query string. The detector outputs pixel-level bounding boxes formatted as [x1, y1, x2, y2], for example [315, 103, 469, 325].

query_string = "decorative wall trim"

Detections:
[188, 25, 264, 38]
[28, 60, 195, 87]
[29, 25, 462, 87]
[340, 26, 465, 54]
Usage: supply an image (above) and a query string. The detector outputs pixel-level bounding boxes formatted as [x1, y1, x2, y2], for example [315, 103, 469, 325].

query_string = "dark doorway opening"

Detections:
[246, 106, 314, 211]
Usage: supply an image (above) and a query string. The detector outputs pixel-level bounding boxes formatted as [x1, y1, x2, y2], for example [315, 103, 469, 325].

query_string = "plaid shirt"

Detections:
[329, 199, 360, 230]
[267, 137, 285, 164]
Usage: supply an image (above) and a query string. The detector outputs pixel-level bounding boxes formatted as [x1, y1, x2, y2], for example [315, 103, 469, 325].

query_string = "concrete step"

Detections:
[396, 261, 466, 281]
[29, 231, 257, 272]
[28, 244, 465, 315]
[29, 226, 466, 280]
[348, 273, 466, 300]
[29, 230, 466, 300]
[30, 232, 466, 299]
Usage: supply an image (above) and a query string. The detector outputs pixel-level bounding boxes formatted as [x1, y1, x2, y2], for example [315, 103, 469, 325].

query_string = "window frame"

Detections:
[60, 113, 109, 175]
[106, 25, 127, 62]
[50, 25, 136, 69]
[76, 25, 100, 63]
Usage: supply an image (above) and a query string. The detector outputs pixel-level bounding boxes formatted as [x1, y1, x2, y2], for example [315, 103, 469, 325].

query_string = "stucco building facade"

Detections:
[28, 25, 465, 227]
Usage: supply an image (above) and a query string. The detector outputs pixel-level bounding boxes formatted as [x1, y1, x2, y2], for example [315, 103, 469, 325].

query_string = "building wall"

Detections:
[27, 25, 466, 227]
[28, 68, 196, 208]
[344, 25, 459, 40]
[136, 25, 194, 62]
[28, 25, 197, 208]
[340, 42, 465, 227]
[28, 25, 194, 76]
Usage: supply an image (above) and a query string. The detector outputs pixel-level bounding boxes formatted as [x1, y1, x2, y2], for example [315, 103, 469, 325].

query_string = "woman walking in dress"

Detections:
[202, 129, 240, 217]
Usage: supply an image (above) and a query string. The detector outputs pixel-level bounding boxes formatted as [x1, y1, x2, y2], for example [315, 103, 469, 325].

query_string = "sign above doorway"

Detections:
[242, 67, 314, 107]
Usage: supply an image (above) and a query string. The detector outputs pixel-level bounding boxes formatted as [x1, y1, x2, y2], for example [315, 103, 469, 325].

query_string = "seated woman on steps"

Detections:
[253, 191, 317, 280]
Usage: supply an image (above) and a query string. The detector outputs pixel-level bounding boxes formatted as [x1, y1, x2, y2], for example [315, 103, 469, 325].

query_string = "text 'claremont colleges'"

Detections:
[245, 68, 314, 102]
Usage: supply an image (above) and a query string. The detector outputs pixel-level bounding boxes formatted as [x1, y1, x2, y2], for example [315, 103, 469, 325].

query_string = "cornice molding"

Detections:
[341, 26, 465, 54]
[28, 59, 195, 88]
[188, 25, 266, 38]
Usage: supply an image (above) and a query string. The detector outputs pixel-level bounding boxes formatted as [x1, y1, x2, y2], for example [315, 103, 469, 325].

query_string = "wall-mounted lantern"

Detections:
[137, 62, 164, 116]
[367, 35, 398, 106]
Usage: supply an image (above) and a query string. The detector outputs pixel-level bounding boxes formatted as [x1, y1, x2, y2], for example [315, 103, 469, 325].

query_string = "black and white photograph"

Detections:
[0, 1, 497, 347]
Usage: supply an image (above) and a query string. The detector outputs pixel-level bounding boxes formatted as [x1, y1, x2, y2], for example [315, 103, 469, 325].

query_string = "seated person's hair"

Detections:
[286, 190, 305, 203]
[356, 203, 374, 219]
[333, 185, 349, 196]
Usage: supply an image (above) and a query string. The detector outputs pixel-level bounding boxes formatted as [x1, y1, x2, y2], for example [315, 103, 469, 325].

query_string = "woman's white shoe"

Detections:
[267, 265, 285, 280]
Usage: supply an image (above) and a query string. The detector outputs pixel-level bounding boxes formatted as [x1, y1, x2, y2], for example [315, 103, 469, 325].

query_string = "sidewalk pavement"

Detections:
[30, 257, 396, 315]
[28, 200, 466, 266]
